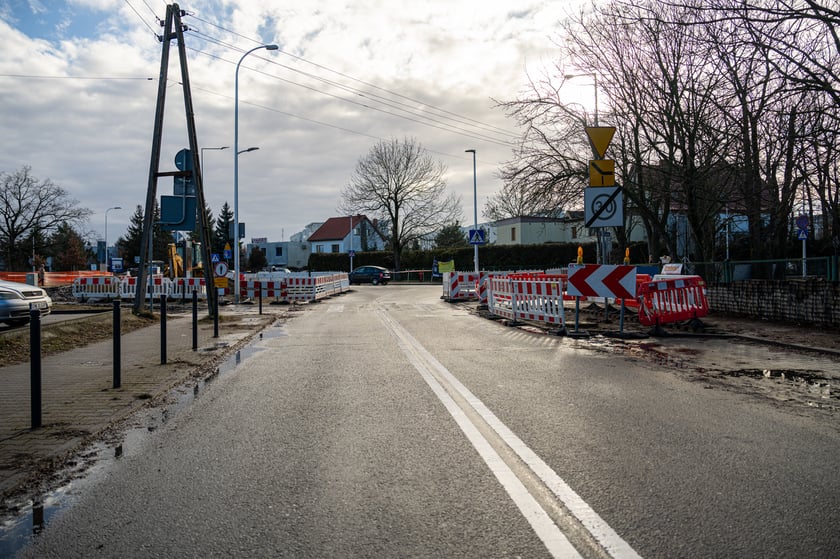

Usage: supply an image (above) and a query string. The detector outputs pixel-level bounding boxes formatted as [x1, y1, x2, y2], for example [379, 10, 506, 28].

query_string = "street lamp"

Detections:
[465, 149, 479, 274]
[200, 146, 229, 176]
[564, 72, 599, 126]
[235, 43, 278, 303]
[104, 206, 122, 272]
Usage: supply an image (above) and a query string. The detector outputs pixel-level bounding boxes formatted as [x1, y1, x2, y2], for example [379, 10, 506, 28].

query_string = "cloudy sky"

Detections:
[0, 0, 591, 247]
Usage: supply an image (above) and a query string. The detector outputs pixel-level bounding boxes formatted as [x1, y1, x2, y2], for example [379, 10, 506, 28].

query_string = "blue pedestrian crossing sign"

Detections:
[211, 253, 220, 263]
[469, 229, 485, 245]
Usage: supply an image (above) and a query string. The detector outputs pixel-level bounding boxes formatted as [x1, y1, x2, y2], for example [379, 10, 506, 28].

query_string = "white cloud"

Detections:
[0, 0, 585, 248]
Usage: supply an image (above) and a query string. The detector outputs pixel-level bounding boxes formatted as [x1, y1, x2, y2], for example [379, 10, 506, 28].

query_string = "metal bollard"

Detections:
[30, 308, 42, 429]
[213, 298, 219, 339]
[259, 285, 263, 315]
[113, 300, 121, 388]
[192, 290, 198, 351]
[160, 294, 167, 364]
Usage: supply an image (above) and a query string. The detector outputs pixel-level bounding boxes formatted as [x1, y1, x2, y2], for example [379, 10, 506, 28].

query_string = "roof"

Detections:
[307, 215, 367, 242]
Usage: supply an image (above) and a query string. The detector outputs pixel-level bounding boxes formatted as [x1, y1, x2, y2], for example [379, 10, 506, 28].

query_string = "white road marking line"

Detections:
[378, 309, 583, 559]
[378, 308, 643, 559]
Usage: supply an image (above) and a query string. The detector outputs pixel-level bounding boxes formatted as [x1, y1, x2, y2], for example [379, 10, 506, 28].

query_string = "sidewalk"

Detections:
[0, 305, 279, 502]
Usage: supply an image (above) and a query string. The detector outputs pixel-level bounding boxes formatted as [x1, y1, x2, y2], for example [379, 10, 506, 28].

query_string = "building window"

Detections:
[331, 244, 340, 253]
[511, 227, 516, 242]
[275, 246, 283, 257]
[572, 227, 578, 239]
[316, 245, 323, 253]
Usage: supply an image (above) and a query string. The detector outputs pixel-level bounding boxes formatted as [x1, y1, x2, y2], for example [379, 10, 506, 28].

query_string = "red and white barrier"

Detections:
[281, 273, 348, 303]
[240, 280, 285, 301]
[443, 272, 480, 301]
[173, 278, 207, 300]
[487, 276, 566, 327]
[637, 276, 709, 327]
[73, 276, 207, 301]
[72, 276, 120, 299]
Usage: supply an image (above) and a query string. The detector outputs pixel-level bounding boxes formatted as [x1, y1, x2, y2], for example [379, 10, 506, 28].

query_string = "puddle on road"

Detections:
[594, 335, 839, 412]
[0, 324, 287, 556]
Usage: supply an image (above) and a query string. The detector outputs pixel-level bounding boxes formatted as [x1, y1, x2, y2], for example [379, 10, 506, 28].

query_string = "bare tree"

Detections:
[494, 0, 837, 263]
[0, 166, 91, 270]
[339, 138, 462, 271]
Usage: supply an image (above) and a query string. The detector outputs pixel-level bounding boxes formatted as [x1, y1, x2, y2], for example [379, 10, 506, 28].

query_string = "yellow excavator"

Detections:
[166, 239, 204, 278]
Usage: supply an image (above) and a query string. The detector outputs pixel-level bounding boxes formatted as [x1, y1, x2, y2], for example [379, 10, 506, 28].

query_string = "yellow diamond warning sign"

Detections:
[586, 126, 616, 159]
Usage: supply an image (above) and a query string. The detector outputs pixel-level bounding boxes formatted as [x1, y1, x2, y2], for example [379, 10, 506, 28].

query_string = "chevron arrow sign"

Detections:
[567, 264, 637, 299]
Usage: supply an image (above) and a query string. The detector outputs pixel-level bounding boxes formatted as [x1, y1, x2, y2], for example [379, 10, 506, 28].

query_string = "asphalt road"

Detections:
[15, 285, 840, 558]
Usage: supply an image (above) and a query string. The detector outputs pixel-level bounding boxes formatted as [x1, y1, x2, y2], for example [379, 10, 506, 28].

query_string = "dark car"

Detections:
[348, 265, 391, 285]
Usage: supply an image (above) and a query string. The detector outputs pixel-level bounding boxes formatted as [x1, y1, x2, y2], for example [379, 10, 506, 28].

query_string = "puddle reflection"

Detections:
[0, 324, 286, 556]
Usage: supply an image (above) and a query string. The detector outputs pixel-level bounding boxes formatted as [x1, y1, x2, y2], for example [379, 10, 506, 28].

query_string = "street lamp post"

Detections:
[465, 149, 479, 274]
[235, 43, 278, 304]
[104, 206, 122, 272]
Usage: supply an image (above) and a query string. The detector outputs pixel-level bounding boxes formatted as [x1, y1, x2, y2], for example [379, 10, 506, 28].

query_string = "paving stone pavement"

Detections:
[0, 305, 280, 502]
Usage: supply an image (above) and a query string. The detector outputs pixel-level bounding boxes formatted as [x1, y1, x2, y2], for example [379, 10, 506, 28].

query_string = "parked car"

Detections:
[348, 265, 391, 285]
[0, 279, 53, 326]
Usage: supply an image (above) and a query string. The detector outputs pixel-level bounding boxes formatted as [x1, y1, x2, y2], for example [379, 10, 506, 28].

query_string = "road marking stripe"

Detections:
[378, 308, 642, 559]
[378, 309, 582, 558]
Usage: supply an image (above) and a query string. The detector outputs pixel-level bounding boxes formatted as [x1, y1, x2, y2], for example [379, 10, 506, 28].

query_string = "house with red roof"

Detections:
[307, 215, 388, 255]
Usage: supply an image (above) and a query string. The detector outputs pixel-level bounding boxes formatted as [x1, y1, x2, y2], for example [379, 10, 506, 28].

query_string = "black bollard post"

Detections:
[259, 283, 263, 315]
[30, 308, 42, 430]
[213, 294, 219, 339]
[160, 294, 167, 365]
[113, 299, 121, 389]
[192, 289, 198, 351]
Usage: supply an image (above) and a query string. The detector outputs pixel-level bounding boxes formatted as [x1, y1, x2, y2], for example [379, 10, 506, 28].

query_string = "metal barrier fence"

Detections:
[487, 276, 566, 327]
[669, 257, 837, 283]
[72, 276, 206, 301]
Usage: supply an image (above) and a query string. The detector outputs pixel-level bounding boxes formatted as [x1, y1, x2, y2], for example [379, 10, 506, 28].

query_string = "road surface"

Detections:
[14, 285, 840, 558]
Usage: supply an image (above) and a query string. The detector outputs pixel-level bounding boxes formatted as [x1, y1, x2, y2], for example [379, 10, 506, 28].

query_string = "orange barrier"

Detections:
[0, 270, 114, 287]
[637, 276, 709, 327]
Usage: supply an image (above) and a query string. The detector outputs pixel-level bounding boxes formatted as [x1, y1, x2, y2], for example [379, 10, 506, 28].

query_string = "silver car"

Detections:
[0, 279, 52, 326]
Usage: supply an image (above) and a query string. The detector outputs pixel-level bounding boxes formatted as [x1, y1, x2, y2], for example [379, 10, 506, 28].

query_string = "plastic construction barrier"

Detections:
[477, 271, 521, 305]
[240, 279, 285, 302]
[615, 274, 652, 309]
[487, 276, 566, 327]
[71, 276, 121, 299]
[73, 276, 208, 301]
[637, 275, 709, 327]
[443, 272, 480, 301]
[173, 278, 207, 300]
[281, 273, 348, 303]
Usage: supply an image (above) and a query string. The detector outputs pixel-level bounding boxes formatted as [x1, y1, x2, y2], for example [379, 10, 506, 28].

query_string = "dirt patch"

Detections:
[0, 312, 157, 368]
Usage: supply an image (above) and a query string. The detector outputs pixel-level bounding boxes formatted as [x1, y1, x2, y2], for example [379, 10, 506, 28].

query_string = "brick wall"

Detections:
[707, 280, 840, 327]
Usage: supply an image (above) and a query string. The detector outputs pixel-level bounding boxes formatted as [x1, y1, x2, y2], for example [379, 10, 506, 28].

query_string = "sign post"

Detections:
[585, 126, 618, 267]
[797, 215, 809, 277]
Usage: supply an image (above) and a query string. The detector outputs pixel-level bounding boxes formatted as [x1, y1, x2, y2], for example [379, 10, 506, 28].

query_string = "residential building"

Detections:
[308, 215, 387, 254]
